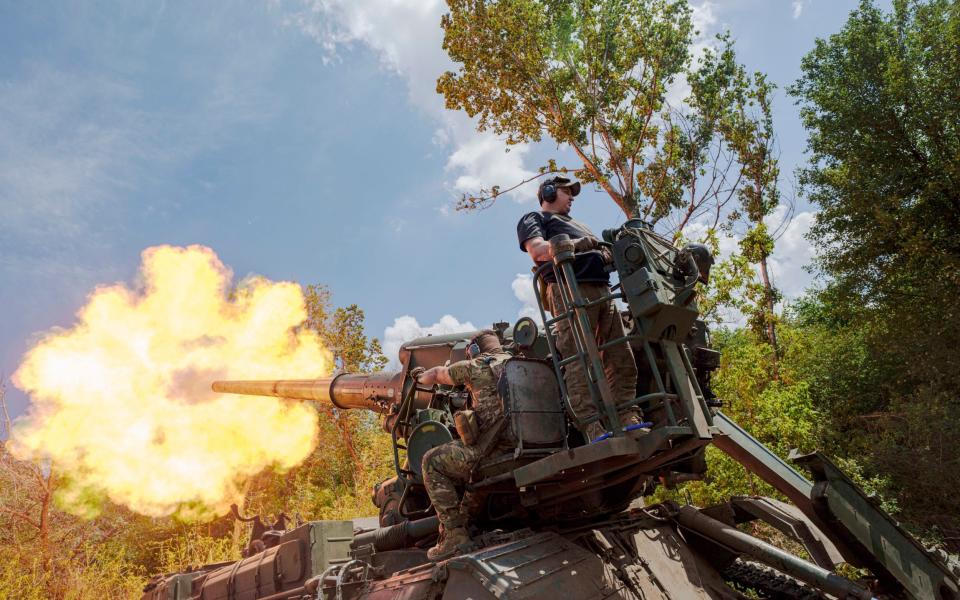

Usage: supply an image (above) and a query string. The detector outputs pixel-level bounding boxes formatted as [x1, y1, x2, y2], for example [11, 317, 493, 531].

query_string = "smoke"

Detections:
[10, 245, 333, 519]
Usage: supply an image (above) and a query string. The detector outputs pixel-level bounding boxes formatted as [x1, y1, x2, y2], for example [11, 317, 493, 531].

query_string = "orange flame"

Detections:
[10, 245, 332, 519]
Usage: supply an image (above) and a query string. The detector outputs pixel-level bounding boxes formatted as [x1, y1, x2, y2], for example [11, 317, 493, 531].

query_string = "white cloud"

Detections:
[387, 216, 407, 233]
[766, 206, 816, 299]
[691, 0, 718, 36]
[382, 314, 476, 368]
[447, 135, 533, 197]
[284, 0, 535, 203]
[511, 273, 543, 324]
[682, 204, 816, 302]
[682, 219, 740, 262]
[678, 204, 817, 327]
[792, 1, 808, 19]
[664, 1, 722, 108]
[285, 1, 733, 206]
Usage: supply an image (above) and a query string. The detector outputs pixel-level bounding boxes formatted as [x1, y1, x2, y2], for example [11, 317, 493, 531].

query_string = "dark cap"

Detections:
[469, 330, 502, 355]
[539, 176, 581, 198]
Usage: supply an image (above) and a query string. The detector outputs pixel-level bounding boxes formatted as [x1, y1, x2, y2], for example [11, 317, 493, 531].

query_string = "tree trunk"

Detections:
[39, 470, 55, 597]
[321, 406, 367, 490]
[757, 254, 780, 380]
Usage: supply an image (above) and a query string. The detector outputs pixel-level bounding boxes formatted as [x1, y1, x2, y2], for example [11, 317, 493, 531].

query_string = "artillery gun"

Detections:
[143, 219, 959, 600]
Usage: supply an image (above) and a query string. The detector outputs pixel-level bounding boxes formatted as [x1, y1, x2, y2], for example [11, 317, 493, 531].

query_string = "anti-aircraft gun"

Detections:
[142, 219, 959, 600]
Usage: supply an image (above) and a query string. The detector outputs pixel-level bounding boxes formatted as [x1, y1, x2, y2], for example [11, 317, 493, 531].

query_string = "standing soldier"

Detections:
[517, 176, 640, 441]
[416, 330, 514, 560]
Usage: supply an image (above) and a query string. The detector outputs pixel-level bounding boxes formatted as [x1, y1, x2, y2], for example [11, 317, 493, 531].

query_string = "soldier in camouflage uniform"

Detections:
[416, 330, 514, 561]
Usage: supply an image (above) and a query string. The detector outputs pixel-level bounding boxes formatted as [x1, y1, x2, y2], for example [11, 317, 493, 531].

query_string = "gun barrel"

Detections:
[212, 372, 403, 414]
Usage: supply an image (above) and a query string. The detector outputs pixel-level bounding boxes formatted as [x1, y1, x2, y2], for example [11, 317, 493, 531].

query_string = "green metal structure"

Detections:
[142, 219, 959, 600]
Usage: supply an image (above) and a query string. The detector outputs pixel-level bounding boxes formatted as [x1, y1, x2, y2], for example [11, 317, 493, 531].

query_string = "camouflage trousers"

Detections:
[421, 438, 512, 531]
[548, 282, 639, 436]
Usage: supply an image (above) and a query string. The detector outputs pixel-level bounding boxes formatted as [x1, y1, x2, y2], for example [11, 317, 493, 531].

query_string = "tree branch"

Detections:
[0, 505, 40, 529]
[0, 375, 10, 441]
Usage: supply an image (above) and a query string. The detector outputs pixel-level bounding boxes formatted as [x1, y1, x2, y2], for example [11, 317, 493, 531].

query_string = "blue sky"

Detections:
[1, 1, 883, 420]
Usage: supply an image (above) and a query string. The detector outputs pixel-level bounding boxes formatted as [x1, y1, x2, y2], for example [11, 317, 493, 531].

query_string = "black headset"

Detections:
[539, 180, 558, 203]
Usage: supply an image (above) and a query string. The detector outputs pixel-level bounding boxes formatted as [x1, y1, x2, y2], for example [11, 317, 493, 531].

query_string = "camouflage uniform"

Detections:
[548, 282, 639, 439]
[421, 352, 514, 532]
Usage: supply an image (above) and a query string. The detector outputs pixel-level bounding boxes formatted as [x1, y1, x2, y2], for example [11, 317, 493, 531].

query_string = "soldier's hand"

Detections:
[572, 237, 600, 252]
[410, 367, 426, 381]
[600, 246, 614, 264]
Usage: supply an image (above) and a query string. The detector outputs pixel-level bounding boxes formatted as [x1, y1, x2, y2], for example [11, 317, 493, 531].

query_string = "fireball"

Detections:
[11, 245, 333, 519]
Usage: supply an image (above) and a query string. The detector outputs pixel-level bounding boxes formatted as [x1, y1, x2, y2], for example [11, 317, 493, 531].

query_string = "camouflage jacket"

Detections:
[447, 352, 510, 432]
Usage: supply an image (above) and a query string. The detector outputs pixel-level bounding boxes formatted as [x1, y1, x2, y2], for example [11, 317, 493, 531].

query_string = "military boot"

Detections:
[584, 421, 608, 442]
[427, 524, 471, 561]
[621, 409, 647, 429]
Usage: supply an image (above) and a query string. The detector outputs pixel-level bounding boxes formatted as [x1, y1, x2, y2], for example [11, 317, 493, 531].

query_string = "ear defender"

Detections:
[540, 182, 557, 203]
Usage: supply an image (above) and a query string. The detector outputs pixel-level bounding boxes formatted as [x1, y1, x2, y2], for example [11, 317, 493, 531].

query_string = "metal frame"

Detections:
[533, 259, 648, 439]
[532, 239, 713, 440]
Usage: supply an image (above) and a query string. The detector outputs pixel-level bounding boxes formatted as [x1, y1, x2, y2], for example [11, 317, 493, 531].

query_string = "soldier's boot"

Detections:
[585, 409, 647, 442]
[427, 523, 471, 561]
[620, 409, 648, 433]
[584, 421, 607, 442]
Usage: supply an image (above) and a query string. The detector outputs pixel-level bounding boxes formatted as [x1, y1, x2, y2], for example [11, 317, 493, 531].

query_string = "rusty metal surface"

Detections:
[141, 572, 198, 600]
[513, 426, 695, 487]
[197, 539, 303, 600]
[443, 531, 609, 599]
[212, 372, 404, 412]
[356, 563, 442, 600]
[624, 525, 738, 599]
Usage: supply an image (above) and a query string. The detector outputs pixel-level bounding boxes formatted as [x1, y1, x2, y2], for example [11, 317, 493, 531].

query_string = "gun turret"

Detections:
[145, 217, 960, 600]
[212, 372, 406, 413]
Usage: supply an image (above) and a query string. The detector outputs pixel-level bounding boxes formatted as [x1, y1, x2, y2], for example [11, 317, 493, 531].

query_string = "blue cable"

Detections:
[590, 421, 654, 443]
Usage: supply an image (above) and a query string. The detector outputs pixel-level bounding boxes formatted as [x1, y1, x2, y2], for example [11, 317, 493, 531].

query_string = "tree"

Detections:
[790, 0, 960, 542]
[439, 1, 794, 375]
[0, 379, 145, 598]
[721, 74, 782, 369]
[247, 284, 393, 515]
[439, 0, 760, 225]
[791, 0, 960, 314]
[302, 284, 388, 373]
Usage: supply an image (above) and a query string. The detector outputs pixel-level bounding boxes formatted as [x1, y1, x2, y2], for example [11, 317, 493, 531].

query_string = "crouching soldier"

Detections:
[416, 330, 514, 560]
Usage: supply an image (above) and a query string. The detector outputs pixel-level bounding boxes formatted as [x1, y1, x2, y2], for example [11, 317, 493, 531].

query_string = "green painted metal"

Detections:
[795, 452, 960, 600]
[712, 411, 814, 506]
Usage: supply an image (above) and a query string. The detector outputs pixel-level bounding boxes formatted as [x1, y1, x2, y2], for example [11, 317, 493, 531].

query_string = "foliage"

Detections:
[792, 0, 960, 309]
[440, 0, 788, 362]
[789, 0, 960, 544]
[0, 441, 147, 599]
[653, 323, 821, 507]
[788, 296, 958, 542]
[439, 0, 774, 228]
[653, 319, 905, 535]
[3, 3, 960, 596]
[302, 283, 388, 373]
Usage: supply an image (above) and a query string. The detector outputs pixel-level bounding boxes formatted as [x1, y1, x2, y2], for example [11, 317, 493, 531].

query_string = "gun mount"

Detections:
[143, 219, 959, 600]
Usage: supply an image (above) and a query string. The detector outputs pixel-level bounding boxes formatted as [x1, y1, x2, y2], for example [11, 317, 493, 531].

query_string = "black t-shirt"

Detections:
[517, 211, 610, 284]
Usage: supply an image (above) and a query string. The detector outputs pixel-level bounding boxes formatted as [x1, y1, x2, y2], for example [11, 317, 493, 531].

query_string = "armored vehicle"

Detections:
[143, 220, 959, 600]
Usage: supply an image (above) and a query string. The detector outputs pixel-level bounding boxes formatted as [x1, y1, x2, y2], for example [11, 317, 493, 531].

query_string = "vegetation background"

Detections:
[1, 0, 957, 597]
